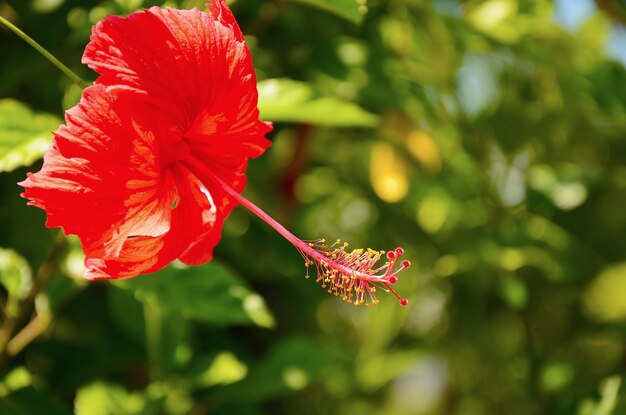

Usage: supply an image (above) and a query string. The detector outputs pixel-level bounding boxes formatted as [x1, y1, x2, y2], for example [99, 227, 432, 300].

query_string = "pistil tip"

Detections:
[400, 298, 409, 307]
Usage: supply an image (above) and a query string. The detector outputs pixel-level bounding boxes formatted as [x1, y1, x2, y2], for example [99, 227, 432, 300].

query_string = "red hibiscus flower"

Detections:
[20, 1, 271, 280]
[20, 1, 410, 306]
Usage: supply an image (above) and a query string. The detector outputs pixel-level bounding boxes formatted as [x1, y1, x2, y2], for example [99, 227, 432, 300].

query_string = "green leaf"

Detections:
[75, 382, 147, 415]
[583, 263, 626, 322]
[540, 360, 575, 392]
[0, 386, 72, 415]
[222, 337, 333, 401]
[113, 0, 145, 12]
[115, 262, 275, 328]
[0, 366, 33, 397]
[0, 99, 60, 173]
[257, 79, 378, 127]
[0, 248, 33, 317]
[143, 302, 192, 374]
[579, 376, 622, 415]
[188, 352, 249, 388]
[107, 286, 146, 346]
[288, 0, 367, 24]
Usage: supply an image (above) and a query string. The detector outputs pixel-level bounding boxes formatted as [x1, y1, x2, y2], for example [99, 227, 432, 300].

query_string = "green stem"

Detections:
[0, 230, 67, 371]
[144, 301, 163, 380]
[0, 15, 88, 89]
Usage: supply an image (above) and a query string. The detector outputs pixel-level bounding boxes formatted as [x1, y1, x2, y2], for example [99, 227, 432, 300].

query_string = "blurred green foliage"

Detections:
[1, 0, 626, 414]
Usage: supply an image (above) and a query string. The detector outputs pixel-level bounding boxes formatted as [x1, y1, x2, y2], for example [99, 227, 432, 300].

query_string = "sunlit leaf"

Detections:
[74, 382, 146, 415]
[257, 79, 378, 127]
[540, 360, 574, 392]
[221, 337, 333, 401]
[579, 376, 622, 415]
[287, 0, 367, 24]
[31, 0, 65, 14]
[466, 0, 516, 27]
[113, 0, 144, 12]
[499, 276, 527, 310]
[465, 0, 521, 43]
[0, 367, 32, 397]
[0, 248, 32, 317]
[356, 350, 424, 391]
[0, 100, 60, 173]
[583, 263, 626, 322]
[115, 261, 275, 328]
[188, 352, 248, 388]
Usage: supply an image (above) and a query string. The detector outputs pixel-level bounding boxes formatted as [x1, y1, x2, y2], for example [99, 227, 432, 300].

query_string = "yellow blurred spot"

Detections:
[198, 352, 248, 387]
[88, 6, 110, 24]
[551, 182, 588, 211]
[383, 110, 413, 137]
[583, 264, 626, 322]
[175, 345, 192, 365]
[66, 8, 87, 29]
[467, 0, 517, 30]
[243, 294, 276, 329]
[417, 194, 449, 234]
[407, 130, 442, 174]
[540, 361, 574, 392]
[500, 248, 525, 271]
[283, 366, 309, 390]
[466, 0, 520, 42]
[370, 142, 409, 203]
[434, 255, 458, 277]
[1, 367, 32, 397]
[65, 247, 85, 280]
[31, 0, 64, 13]
[379, 18, 413, 56]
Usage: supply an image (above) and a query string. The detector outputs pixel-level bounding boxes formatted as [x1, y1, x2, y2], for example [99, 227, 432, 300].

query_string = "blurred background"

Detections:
[1, 0, 626, 414]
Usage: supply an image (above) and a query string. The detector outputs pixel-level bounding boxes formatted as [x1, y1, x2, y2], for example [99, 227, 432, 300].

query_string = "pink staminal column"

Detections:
[185, 158, 410, 306]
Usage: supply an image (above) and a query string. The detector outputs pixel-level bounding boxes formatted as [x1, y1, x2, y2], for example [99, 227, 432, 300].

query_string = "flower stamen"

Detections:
[297, 239, 410, 306]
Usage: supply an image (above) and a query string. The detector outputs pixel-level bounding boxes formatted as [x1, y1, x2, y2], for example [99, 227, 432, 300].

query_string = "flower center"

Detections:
[162, 137, 191, 166]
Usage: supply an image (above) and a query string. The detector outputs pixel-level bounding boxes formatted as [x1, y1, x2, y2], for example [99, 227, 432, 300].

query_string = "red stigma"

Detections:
[387, 251, 395, 260]
[389, 276, 398, 284]
[402, 260, 411, 268]
[400, 298, 408, 307]
[395, 247, 404, 255]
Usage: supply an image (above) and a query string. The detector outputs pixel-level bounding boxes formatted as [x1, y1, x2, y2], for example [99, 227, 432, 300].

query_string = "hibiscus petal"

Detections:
[20, 144, 115, 250]
[83, 5, 257, 130]
[83, 4, 272, 180]
[85, 163, 226, 280]
[24, 3, 273, 280]
[208, 0, 244, 42]
[176, 192, 232, 265]
[84, 236, 165, 280]
[20, 85, 178, 276]
[177, 172, 236, 265]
